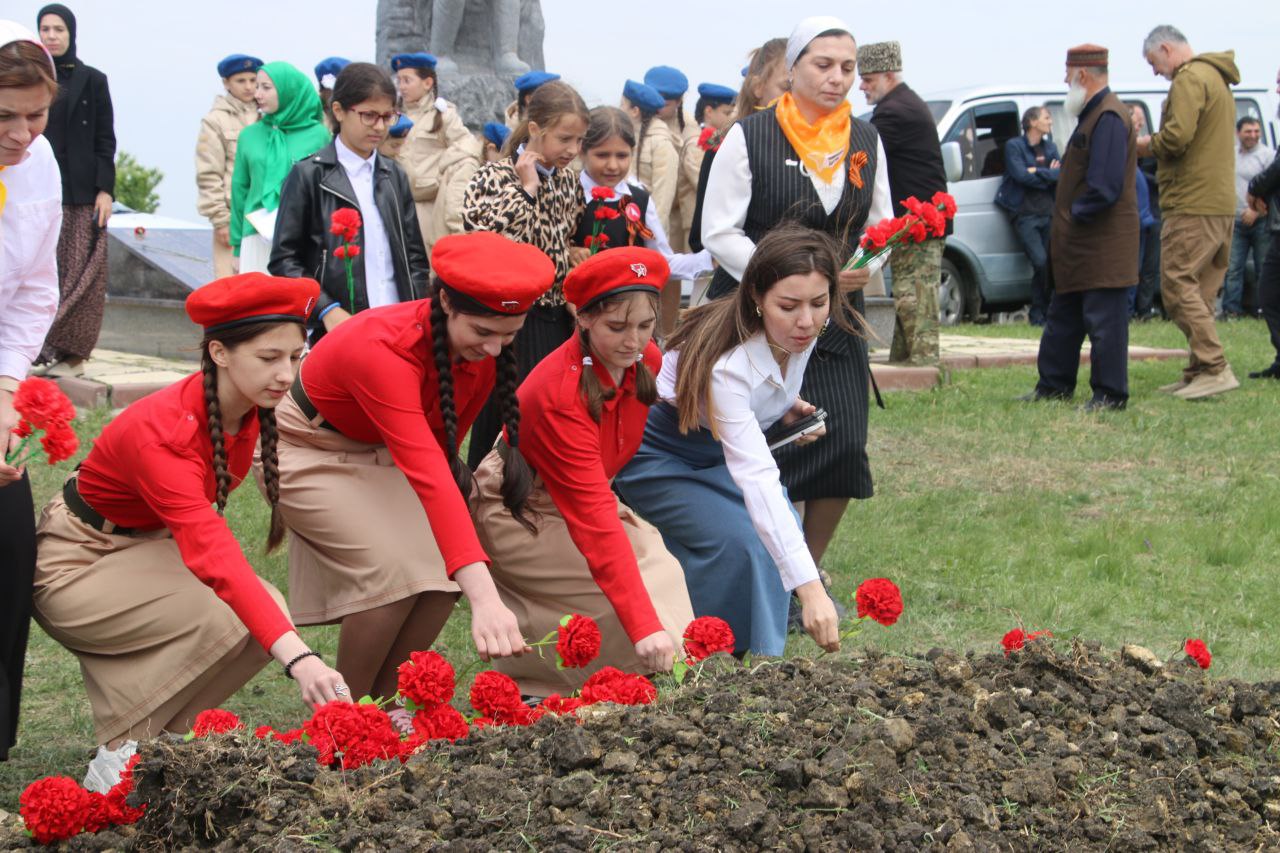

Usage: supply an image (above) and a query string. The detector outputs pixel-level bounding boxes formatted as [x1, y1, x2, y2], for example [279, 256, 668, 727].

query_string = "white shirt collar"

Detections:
[516, 143, 555, 177]
[335, 135, 376, 176]
[741, 331, 816, 389]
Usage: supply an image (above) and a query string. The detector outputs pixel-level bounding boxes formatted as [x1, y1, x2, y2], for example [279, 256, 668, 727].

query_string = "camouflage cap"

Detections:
[857, 41, 902, 75]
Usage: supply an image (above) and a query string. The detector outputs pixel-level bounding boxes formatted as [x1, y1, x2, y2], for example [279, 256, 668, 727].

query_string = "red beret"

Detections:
[186, 273, 321, 332]
[563, 247, 669, 311]
[431, 232, 556, 314]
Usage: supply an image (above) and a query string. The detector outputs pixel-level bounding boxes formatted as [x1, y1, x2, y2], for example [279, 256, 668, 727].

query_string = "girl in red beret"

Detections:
[471, 247, 695, 697]
[267, 232, 553, 731]
[31, 273, 350, 792]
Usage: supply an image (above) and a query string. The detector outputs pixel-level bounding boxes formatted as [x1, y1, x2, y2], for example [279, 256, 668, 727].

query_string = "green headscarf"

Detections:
[256, 61, 327, 211]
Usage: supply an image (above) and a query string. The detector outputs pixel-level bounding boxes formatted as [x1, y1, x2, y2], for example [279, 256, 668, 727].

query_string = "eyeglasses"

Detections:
[352, 109, 401, 128]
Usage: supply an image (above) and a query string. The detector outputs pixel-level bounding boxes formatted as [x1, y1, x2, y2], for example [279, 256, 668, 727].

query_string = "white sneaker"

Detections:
[83, 740, 137, 793]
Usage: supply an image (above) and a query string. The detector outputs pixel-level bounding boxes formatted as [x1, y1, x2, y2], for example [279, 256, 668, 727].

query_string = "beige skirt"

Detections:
[472, 448, 694, 697]
[265, 393, 459, 626]
[32, 493, 285, 743]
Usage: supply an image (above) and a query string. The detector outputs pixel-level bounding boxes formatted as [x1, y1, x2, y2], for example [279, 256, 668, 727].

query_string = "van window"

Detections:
[942, 101, 1019, 180]
[1047, 100, 1153, 141]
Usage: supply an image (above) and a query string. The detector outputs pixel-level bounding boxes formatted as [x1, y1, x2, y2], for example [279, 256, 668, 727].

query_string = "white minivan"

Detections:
[923, 83, 1279, 322]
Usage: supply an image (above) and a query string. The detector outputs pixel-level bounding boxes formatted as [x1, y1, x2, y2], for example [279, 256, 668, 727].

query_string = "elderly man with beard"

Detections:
[1020, 45, 1138, 412]
[1137, 25, 1242, 399]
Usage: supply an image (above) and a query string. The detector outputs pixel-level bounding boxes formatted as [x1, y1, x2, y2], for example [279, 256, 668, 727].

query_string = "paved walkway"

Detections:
[50, 335, 1189, 409]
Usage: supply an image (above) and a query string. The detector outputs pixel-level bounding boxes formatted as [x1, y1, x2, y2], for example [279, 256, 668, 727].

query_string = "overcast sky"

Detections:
[10, 0, 1276, 220]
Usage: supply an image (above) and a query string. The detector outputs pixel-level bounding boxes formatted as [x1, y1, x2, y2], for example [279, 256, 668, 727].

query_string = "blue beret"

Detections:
[697, 82, 737, 104]
[217, 54, 263, 79]
[741, 65, 749, 77]
[314, 56, 350, 84]
[623, 79, 665, 114]
[388, 115, 414, 138]
[643, 65, 688, 99]
[390, 52, 437, 72]
[483, 121, 511, 148]
[513, 70, 560, 93]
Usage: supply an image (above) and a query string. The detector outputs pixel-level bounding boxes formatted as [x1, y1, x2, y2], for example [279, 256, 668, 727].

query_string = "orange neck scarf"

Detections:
[773, 93, 851, 184]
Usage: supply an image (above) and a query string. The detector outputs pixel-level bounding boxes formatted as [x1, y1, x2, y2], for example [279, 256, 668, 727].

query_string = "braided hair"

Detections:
[430, 278, 539, 533]
[200, 320, 299, 551]
[575, 293, 659, 423]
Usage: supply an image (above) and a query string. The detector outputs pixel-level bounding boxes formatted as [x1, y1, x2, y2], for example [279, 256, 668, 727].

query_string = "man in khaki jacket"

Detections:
[1138, 26, 1241, 399]
[195, 55, 261, 279]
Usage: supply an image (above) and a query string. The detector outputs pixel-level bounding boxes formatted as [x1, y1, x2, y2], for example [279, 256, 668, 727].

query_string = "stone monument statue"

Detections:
[376, 0, 546, 128]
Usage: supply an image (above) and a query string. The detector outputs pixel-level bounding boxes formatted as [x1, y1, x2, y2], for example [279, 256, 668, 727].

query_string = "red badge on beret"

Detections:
[563, 247, 669, 311]
[186, 272, 321, 332]
[431, 232, 556, 314]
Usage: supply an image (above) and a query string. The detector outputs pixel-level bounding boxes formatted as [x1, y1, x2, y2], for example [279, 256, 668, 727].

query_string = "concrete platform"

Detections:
[52, 334, 1189, 409]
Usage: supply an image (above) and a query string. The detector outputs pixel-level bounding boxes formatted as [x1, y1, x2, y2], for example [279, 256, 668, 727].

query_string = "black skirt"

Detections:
[0, 472, 36, 761]
[466, 303, 575, 470]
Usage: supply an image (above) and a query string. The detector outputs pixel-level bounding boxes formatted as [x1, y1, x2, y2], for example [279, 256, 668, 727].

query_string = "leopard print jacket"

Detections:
[461, 157, 584, 307]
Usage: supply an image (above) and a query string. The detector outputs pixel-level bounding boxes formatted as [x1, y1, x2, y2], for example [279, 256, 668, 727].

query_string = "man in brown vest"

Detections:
[1020, 45, 1138, 411]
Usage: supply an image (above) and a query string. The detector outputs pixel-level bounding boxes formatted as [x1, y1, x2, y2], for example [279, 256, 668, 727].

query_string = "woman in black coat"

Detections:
[35, 4, 116, 377]
[269, 63, 429, 342]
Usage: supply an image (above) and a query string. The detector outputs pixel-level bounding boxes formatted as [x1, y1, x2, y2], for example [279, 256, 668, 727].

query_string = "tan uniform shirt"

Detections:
[662, 110, 702, 252]
[635, 118, 681, 236]
[194, 94, 258, 228]
[401, 98, 474, 246]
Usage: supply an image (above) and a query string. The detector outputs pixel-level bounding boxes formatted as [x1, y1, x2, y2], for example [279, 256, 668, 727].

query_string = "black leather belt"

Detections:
[63, 476, 139, 536]
[290, 374, 340, 432]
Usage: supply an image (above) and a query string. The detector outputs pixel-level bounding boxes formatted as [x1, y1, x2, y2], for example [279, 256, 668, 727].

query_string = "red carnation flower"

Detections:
[932, 191, 958, 218]
[1001, 628, 1052, 656]
[303, 701, 401, 770]
[397, 649, 456, 708]
[13, 418, 33, 439]
[590, 186, 613, 201]
[683, 616, 735, 662]
[412, 703, 470, 742]
[855, 578, 903, 627]
[907, 219, 929, 243]
[1184, 638, 1212, 669]
[579, 666, 657, 706]
[594, 205, 621, 221]
[273, 727, 304, 744]
[102, 752, 145, 826]
[254, 725, 275, 739]
[556, 614, 602, 669]
[192, 708, 242, 737]
[13, 377, 76, 431]
[20, 776, 92, 844]
[329, 207, 362, 241]
[539, 694, 586, 715]
[35, 423, 78, 464]
[470, 670, 525, 721]
[82, 791, 113, 833]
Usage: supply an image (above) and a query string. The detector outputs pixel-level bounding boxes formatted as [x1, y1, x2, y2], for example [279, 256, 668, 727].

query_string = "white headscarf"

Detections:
[786, 16, 852, 70]
[0, 20, 55, 74]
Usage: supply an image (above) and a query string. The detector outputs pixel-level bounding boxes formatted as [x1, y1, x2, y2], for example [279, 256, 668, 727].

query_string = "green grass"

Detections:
[3, 317, 1278, 807]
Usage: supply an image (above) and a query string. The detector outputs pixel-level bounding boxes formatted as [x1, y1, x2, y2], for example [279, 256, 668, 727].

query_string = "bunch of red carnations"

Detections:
[19, 755, 144, 845]
[846, 192, 958, 272]
[6, 377, 78, 467]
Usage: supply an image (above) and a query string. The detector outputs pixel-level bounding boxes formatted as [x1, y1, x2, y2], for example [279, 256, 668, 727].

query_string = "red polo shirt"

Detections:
[76, 373, 294, 652]
[300, 300, 493, 575]
[513, 335, 665, 643]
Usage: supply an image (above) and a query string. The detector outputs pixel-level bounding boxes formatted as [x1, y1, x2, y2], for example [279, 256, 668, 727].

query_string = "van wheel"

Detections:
[939, 258, 968, 325]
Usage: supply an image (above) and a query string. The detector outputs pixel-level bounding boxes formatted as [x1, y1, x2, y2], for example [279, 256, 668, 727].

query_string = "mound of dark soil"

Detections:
[12, 641, 1280, 851]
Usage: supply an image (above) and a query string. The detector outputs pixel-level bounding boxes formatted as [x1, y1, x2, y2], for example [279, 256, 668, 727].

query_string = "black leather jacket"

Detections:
[269, 141, 430, 339]
[1248, 148, 1280, 234]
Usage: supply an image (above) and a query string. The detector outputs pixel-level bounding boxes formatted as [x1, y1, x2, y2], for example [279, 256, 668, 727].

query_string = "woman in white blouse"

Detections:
[0, 20, 62, 761]
[614, 224, 851, 656]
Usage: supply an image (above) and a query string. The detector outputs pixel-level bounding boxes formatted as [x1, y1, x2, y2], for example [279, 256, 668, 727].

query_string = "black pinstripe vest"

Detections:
[708, 106, 881, 358]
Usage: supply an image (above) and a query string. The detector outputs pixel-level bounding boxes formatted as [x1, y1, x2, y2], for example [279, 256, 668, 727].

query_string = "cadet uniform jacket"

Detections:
[195, 94, 259, 228]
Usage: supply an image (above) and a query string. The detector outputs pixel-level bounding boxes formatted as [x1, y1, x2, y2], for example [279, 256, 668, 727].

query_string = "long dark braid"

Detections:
[429, 287, 475, 499]
[200, 354, 232, 515]
[496, 344, 538, 533]
[258, 406, 287, 551]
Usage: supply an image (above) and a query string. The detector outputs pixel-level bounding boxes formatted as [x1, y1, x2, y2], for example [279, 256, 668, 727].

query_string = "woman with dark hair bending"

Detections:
[471, 247, 695, 698]
[614, 225, 849, 657]
[271, 62, 428, 341]
[268, 232, 551, 732]
[32, 273, 350, 793]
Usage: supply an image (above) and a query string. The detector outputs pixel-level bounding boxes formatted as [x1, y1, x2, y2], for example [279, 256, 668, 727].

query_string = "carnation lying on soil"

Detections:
[8, 639, 1279, 851]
